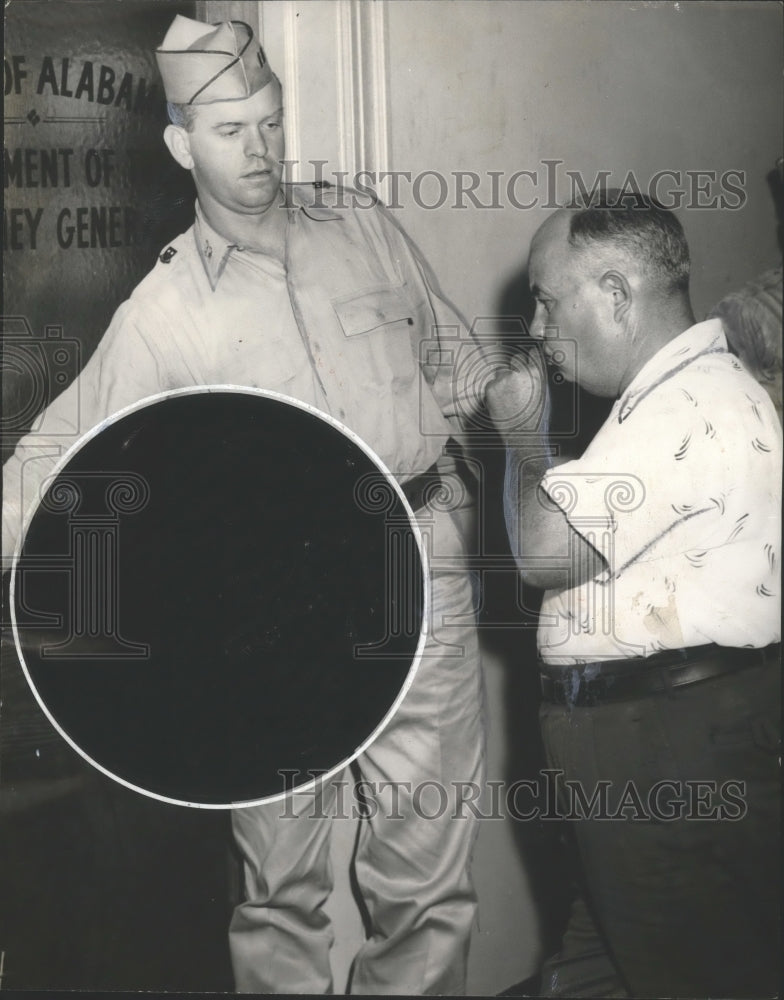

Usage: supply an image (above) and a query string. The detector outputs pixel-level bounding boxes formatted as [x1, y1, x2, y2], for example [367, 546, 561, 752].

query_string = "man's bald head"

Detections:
[527, 192, 696, 397]
[555, 191, 691, 297]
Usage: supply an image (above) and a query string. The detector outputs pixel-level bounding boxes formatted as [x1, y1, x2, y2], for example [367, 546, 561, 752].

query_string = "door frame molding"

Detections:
[197, 1, 391, 192]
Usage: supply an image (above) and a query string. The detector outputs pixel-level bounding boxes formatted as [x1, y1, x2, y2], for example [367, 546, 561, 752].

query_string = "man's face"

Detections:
[528, 213, 623, 397]
[181, 79, 285, 219]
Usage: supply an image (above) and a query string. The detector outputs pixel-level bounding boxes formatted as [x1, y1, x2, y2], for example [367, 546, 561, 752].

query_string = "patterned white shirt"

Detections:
[538, 319, 782, 664]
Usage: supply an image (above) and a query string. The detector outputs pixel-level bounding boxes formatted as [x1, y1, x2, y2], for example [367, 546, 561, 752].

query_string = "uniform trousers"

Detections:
[229, 501, 486, 994]
[538, 658, 780, 998]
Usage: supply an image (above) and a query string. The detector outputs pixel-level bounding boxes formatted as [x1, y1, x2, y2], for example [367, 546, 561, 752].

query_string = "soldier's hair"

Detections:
[167, 102, 197, 131]
[566, 189, 690, 293]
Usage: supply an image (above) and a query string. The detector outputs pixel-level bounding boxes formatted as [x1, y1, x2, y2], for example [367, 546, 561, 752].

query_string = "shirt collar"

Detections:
[194, 184, 343, 289]
[617, 318, 729, 422]
[194, 203, 240, 290]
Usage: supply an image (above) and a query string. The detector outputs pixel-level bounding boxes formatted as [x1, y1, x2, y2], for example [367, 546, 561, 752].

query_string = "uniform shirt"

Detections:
[3, 184, 475, 557]
[538, 319, 782, 664]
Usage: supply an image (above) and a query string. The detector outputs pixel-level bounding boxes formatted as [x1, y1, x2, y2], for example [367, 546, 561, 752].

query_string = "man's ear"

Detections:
[163, 124, 194, 171]
[599, 270, 632, 322]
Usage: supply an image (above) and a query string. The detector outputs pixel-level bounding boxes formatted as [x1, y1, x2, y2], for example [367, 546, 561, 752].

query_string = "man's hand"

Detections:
[483, 347, 606, 591]
[484, 349, 548, 440]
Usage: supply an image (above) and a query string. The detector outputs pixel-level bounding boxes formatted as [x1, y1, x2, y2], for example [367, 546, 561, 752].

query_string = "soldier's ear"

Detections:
[164, 124, 194, 171]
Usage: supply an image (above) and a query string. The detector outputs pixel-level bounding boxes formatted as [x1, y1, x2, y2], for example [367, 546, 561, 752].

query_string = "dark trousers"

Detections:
[538, 659, 781, 998]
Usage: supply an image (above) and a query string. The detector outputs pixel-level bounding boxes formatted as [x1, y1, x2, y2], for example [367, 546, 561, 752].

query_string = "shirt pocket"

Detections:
[332, 284, 413, 337]
[331, 284, 419, 389]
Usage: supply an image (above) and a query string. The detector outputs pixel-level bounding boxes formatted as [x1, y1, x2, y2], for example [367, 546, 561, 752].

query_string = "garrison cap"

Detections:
[156, 15, 274, 105]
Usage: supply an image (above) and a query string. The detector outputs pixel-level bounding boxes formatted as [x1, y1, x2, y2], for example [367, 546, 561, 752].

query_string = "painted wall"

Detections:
[386, 1, 783, 326]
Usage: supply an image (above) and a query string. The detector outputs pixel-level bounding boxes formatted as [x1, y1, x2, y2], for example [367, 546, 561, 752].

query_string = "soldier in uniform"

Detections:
[2, 15, 486, 995]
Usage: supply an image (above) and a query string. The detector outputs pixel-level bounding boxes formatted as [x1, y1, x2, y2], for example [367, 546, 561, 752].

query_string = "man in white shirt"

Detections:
[486, 193, 780, 997]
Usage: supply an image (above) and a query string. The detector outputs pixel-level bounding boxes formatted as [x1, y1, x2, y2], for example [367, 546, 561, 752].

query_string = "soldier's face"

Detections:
[183, 79, 285, 217]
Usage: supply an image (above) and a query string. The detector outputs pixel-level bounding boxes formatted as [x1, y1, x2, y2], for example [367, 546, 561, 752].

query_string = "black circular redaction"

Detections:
[12, 389, 425, 806]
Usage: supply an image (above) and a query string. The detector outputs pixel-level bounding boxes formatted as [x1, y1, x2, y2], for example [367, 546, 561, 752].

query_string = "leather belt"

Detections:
[539, 643, 780, 706]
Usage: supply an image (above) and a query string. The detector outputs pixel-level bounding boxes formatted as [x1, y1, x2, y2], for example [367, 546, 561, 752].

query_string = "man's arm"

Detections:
[3, 301, 175, 561]
[372, 203, 488, 437]
[485, 352, 607, 591]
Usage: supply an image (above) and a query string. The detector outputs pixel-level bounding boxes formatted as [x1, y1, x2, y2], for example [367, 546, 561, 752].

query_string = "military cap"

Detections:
[156, 15, 274, 105]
